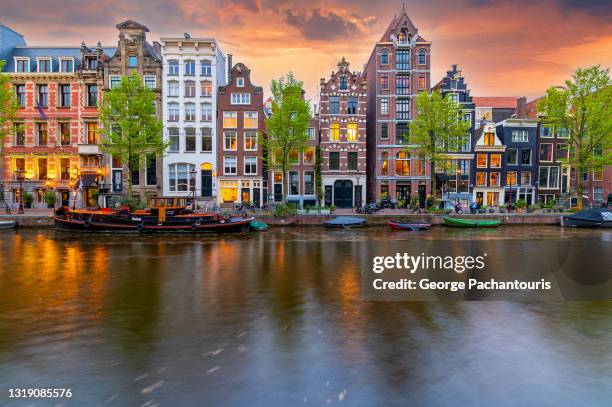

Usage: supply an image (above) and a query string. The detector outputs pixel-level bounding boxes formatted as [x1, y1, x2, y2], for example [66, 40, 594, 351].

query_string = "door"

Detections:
[241, 188, 250, 204]
[476, 192, 483, 206]
[396, 184, 410, 200]
[61, 190, 69, 207]
[418, 185, 426, 207]
[253, 187, 261, 208]
[324, 186, 333, 207]
[354, 185, 363, 206]
[201, 170, 212, 197]
[333, 180, 353, 208]
[274, 184, 283, 202]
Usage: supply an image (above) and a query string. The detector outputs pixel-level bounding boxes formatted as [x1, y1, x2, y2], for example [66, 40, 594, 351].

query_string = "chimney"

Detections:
[153, 41, 162, 57]
[516, 97, 527, 119]
[227, 53, 233, 82]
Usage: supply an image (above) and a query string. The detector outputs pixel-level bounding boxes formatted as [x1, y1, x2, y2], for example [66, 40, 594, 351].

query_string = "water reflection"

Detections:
[0, 228, 611, 406]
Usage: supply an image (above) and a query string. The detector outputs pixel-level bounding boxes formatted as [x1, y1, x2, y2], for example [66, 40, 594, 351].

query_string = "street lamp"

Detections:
[71, 167, 80, 210]
[190, 167, 197, 210]
[456, 167, 462, 205]
[15, 168, 25, 214]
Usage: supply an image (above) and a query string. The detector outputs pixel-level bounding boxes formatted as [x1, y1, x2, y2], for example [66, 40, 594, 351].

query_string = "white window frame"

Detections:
[244, 130, 258, 151]
[539, 166, 559, 189]
[184, 103, 196, 122]
[143, 75, 156, 89]
[244, 156, 257, 175]
[307, 127, 315, 140]
[539, 143, 553, 162]
[168, 81, 179, 97]
[231, 93, 251, 105]
[512, 130, 529, 142]
[59, 57, 75, 73]
[237, 77, 245, 87]
[168, 60, 179, 76]
[36, 57, 52, 73]
[223, 111, 237, 128]
[224, 130, 237, 151]
[167, 128, 180, 152]
[200, 60, 212, 76]
[109, 75, 122, 89]
[201, 103, 213, 122]
[244, 111, 258, 129]
[14, 57, 30, 73]
[168, 103, 180, 122]
[224, 156, 237, 175]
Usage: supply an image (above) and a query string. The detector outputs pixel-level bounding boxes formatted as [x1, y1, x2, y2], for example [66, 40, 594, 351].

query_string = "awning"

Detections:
[435, 173, 450, 182]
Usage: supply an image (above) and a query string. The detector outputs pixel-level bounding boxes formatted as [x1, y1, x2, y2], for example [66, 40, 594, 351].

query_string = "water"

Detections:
[0, 227, 611, 406]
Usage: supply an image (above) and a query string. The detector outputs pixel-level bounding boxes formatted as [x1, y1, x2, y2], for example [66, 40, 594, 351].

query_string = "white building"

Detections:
[160, 37, 227, 204]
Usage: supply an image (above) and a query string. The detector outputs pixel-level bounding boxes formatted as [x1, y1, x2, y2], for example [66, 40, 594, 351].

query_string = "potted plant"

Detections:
[515, 199, 527, 213]
[478, 205, 486, 214]
[410, 195, 420, 211]
[329, 204, 336, 213]
[43, 191, 56, 208]
[499, 204, 507, 213]
[488, 206, 495, 213]
[23, 191, 33, 208]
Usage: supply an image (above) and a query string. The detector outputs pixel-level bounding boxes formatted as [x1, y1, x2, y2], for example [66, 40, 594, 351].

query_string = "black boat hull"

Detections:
[562, 217, 612, 228]
[54, 216, 252, 233]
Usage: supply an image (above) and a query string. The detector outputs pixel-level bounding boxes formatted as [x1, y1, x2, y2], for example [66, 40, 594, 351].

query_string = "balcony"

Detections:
[78, 144, 100, 155]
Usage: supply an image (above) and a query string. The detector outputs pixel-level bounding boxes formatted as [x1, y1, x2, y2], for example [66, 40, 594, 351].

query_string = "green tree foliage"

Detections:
[409, 91, 472, 203]
[538, 65, 612, 208]
[99, 72, 165, 197]
[260, 72, 312, 203]
[0, 60, 18, 142]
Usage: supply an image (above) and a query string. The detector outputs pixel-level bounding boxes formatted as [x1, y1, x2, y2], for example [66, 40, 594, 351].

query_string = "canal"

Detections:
[0, 227, 611, 406]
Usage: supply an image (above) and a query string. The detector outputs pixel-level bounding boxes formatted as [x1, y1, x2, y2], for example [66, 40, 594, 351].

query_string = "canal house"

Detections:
[472, 122, 506, 206]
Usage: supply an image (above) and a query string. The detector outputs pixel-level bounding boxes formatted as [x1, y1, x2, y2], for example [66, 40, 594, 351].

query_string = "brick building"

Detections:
[217, 62, 265, 207]
[364, 7, 432, 203]
[318, 57, 367, 208]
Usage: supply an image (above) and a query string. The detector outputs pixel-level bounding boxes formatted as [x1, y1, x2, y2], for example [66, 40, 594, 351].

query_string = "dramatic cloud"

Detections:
[285, 9, 361, 40]
[559, 0, 612, 16]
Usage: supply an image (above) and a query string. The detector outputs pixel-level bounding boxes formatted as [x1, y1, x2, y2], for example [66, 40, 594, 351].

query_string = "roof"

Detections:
[472, 97, 518, 109]
[3, 45, 116, 72]
[116, 19, 150, 32]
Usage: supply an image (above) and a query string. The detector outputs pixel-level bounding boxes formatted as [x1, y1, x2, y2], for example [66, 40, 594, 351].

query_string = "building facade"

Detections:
[217, 62, 264, 207]
[364, 7, 432, 204]
[472, 122, 507, 206]
[101, 20, 163, 207]
[536, 123, 571, 205]
[473, 97, 517, 129]
[160, 36, 226, 204]
[318, 57, 367, 208]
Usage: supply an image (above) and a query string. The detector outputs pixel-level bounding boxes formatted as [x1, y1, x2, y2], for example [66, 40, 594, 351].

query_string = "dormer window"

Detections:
[86, 57, 98, 70]
[397, 29, 410, 46]
[60, 58, 74, 72]
[37, 58, 52, 73]
[237, 77, 245, 87]
[339, 76, 348, 90]
[128, 55, 138, 67]
[14, 58, 29, 73]
[484, 132, 496, 146]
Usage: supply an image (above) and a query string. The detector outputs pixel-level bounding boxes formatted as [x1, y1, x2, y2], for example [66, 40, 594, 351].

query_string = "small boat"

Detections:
[0, 220, 16, 230]
[324, 216, 366, 228]
[250, 220, 269, 231]
[443, 217, 501, 228]
[562, 208, 612, 228]
[387, 220, 431, 231]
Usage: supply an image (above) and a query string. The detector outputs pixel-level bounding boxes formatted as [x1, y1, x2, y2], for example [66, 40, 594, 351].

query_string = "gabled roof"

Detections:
[378, 8, 424, 43]
[473, 97, 518, 109]
[116, 19, 150, 32]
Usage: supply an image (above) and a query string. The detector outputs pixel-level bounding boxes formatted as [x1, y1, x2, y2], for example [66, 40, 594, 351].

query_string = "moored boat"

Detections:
[250, 220, 269, 231]
[0, 220, 16, 230]
[324, 216, 366, 228]
[387, 220, 431, 231]
[442, 217, 501, 228]
[562, 208, 612, 228]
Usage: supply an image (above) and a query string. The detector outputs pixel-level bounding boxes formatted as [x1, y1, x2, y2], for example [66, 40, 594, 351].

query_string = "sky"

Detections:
[2, 0, 611, 103]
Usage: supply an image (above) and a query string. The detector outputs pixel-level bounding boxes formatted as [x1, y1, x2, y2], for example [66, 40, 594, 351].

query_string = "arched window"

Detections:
[398, 29, 410, 45]
[201, 60, 212, 76]
[380, 49, 389, 66]
[418, 49, 427, 65]
[381, 152, 389, 176]
[184, 80, 195, 97]
[168, 163, 195, 192]
[395, 151, 410, 176]
[339, 76, 348, 90]
[330, 123, 340, 142]
[184, 60, 195, 76]
[200, 80, 212, 97]
[168, 60, 179, 76]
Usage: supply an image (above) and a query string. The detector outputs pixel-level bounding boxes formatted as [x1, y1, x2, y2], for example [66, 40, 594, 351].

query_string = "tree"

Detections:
[315, 146, 323, 206]
[99, 72, 165, 198]
[409, 90, 471, 205]
[0, 60, 18, 142]
[538, 65, 612, 209]
[260, 72, 312, 204]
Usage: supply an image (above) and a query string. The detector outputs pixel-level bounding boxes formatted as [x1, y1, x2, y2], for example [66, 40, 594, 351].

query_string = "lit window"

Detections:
[506, 171, 517, 186]
[224, 131, 237, 150]
[347, 123, 358, 142]
[223, 111, 237, 128]
[490, 154, 501, 168]
[244, 111, 258, 129]
[244, 131, 258, 151]
[330, 123, 340, 141]
[490, 172, 500, 186]
[476, 172, 486, 186]
[395, 151, 410, 176]
[477, 154, 487, 168]
[381, 152, 388, 175]
[201, 81, 212, 97]
[484, 132, 495, 146]
[303, 147, 315, 164]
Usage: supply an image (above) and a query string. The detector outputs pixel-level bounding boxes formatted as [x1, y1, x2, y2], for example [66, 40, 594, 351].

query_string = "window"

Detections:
[168, 163, 195, 192]
[110, 76, 122, 89]
[60, 58, 73, 72]
[143, 76, 156, 89]
[490, 154, 501, 168]
[244, 130, 258, 150]
[593, 169, 604, 182]
[381, 123, 388, 139]
[348, 97, 358, 115]
[418, 75, 425, 90]
[396, 99, 410, 120]
[418, 49, 426, 65]
[396, 74, 410, 95]
[557, 127, 569, 138]
[201, 81, 212, 97]
[539, 166, 559, 189]
[476, 154, 487, 168]
[60, 158, 70, 181]
[244, 111, 258, 128]
[512, 130, 529, 142]
[87, 85, 98, 107]
[521, 171, 531, 185]
[244, 157, 257, 175]
[396, 50, 410, 70]
[14, 158, 25, 174]
[380, 98, 388, 115]
[348, 152, 358, 171]
[329, 152, 340, 170]
[224, 157, 237, 175]
[87, 122, 97, 144]
[539, 144, 553, 162]
[330, 123, 340, 142]
[201, 103, 213, 121]
[489, 172, 500, 186]
[38, 158, 48, 180]
[396, 123, 409, 144]
[379, 74, 390, 91]
[507, 148, 518, 165]
[13, 123, 25, 146]
[224, 131, 237, 150]
[339, 76, 348, 90]
[449, 94, 459, 105]
[145, 153, 157, 186]
[304, 146, 315, 164]
[201, 60, 212, 76]
[166, 81, 178, 97]
[15, 58, 29, 72]
[329, 96, 340, 114]
[223, 111, 237, 128]
[347, 123, 358, 142]
[37, 58, 51, 72]
[185, 103, 196, 121]
[168, 60, 179, 76]
[380, 50, 389, 65]
[395, 151, 410, 176]
[594, 187, 604, 201]
[128, 56, 138, 67]
[37, 85, 48, 107]
[184, 128, 196, 152]
[86, 58, 98, 70]
[15, 85, 25, 107]
[168, 128, 179, 151]
[476, 172, 486, 186]
[484, 132, 495, 146]
[168, 103, 179, 122]
[59, 122, 71, 145]
[37, 123, 48, 145]
[289, 171, 299, 195]
[184, 80, 196, 97]
[231, 93, 250, 105]
[236, 77, 244, 87]
[59, 84, 71, 107]
[556, 144, 569, 160]
[184, 60, 195, 76]
[201, 127, 212, 152]
[381, 152, 388, 175]
[307, 127, 315, 140]
[506, 171, 517, 186]
[540, 126, 553, 138]
[304, 171, 314, 195]
[521, 149, 531, 165]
